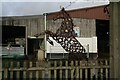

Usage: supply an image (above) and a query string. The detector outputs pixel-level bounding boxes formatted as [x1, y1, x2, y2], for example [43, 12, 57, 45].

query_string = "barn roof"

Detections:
[47, 5, 109, 20]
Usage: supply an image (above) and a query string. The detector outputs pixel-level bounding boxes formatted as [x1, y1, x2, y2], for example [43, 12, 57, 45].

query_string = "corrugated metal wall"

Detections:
[2, 16, 96, 37]
[2, 16, 44, 37]
[47, 18, 96, 37]
[73, 18, 96, 37]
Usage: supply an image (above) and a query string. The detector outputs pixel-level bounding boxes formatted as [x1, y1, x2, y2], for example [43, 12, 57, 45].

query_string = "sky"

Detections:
[1, 0, 109, 16]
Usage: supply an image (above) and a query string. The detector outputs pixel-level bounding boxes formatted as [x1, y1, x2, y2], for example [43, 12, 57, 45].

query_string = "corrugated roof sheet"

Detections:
[47, 5, 109, 20]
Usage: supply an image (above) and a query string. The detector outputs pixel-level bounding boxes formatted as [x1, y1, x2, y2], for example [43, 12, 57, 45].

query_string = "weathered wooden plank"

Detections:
[60, 61, 62, 80]
[23, 61, 27, 80]
[37, 18, 41, 34]
[10, 62, 13, 79]
[42, 69, 45, 79]
[29, 61, 33, 80]
[16, 62, 20, 79]
[80, 61, 82, 79]
[110, 3, 120, 78]
[19, 19, 26, 26]
[105, 60, 108, 79]
[65, 61, 68, 79]
[30, 19, 38, 36]
[36, 62, 39, 80]
[85, 68, 88, 79]
[100, 68, 103, 80]
[71, 61, 74, 80]
[2, 60, 110, 79]
[75, 61, 79, 79]
[27, 20, 31, 36]
[95, 60, 98, 79]
[37, 18, 44, 34]
[4, 68, 8, 79]
[48, 62, 51, 78]
[90, 68, 93, 79]
[7, 65, 109, 72]
[54, 61, 57, 78]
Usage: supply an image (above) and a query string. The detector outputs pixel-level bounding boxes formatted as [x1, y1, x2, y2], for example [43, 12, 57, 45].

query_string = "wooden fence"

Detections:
[2, 60, 109, 79]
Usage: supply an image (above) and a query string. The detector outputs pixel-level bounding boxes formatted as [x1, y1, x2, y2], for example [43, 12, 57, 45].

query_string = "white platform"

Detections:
[47, 37, 97, 54]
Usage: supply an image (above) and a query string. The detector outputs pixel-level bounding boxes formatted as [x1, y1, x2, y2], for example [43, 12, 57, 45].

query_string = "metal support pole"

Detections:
[87, 44, 89, 59]
[25, 26, 28, 56]
[43, 13, 47, 59]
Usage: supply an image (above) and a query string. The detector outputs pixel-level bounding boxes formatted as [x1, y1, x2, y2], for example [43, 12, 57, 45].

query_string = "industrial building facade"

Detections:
[1, 5, 109, 59]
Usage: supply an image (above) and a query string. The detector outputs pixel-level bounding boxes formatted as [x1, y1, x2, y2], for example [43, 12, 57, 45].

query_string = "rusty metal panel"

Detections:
[48, 5, 109, 20]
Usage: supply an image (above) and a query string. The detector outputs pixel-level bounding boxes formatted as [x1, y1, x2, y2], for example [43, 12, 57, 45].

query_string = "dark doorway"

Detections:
[27, 38, 43, 59]
[2, 25, 26, 44]
[96, 20, 109, 59]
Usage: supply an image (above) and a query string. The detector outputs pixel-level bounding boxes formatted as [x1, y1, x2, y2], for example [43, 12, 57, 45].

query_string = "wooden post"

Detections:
[29, 61, 33, 80]
[54, 61, 57, 78]
[95, 60, 98, 79]
[110, 2, 120, 78]
[0, 58, 2, 80]
[38, 50, 45, 61]
[60, 61, 62, 79]
[42, 66, 45, 79]
[75, 61, 79, 79]
[16, 62, 20, 79]
[92, 60, 97, 79]
[85, 61, 88, 79]
[4, 68, 8, 80]
[90, 61, 93, 79]
[105, 60, 108, 79]
[65, 61, 68, 79]
[23, 61, 27, 80]
[80, 61, 82, 79]
[48, 61, 51, 78]
[100, 67, 103, 80]
[85, 68, 88, 79]
[71, 61, 74, 80]
[4, 62, 8, 79]
[10, 62, 13, 79]
[36, 61, 39, 80]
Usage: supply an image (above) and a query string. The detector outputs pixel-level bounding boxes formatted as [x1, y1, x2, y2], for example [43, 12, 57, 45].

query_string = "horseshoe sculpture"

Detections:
[35, 7, 86, 60]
